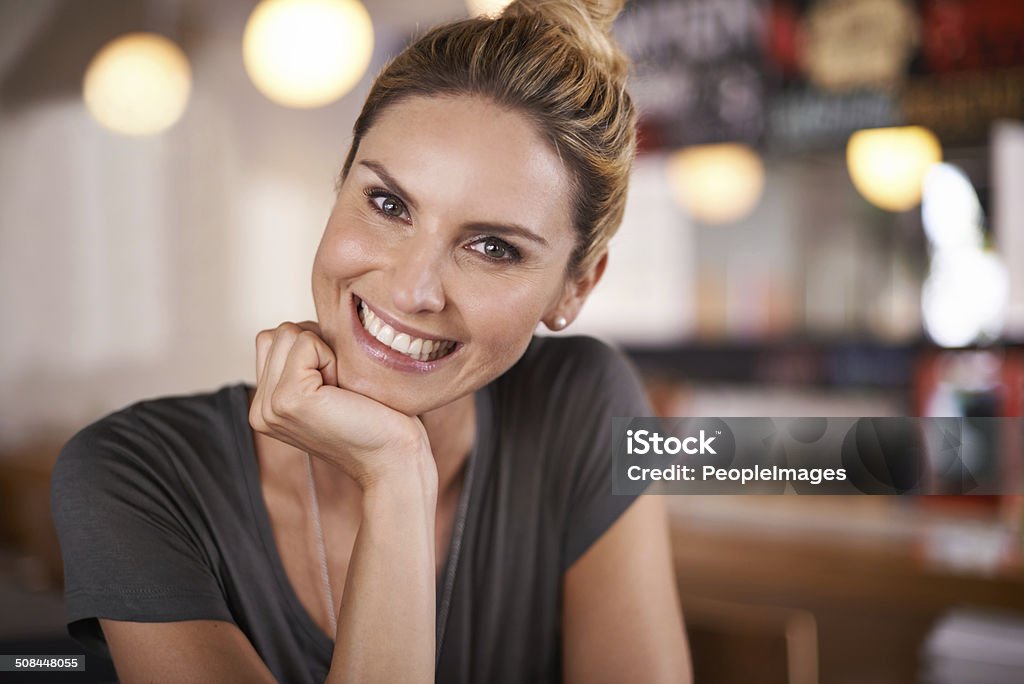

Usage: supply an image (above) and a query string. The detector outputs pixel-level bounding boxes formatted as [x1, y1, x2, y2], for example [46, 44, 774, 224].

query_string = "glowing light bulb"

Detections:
[846, 126, 942, 212]
[83, 33, 191, 136]
[243, 0, 374, 108]
[665, 143, 766, 225]
[921, 163, 983, 251]
[922, 249, 1007, 348]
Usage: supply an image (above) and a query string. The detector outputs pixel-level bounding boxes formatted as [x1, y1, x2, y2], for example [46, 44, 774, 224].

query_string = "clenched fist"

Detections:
[248, 321, 436, 491]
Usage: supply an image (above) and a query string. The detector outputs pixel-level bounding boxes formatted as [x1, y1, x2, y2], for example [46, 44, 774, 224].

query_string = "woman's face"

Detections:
[312, 95, 588, 416]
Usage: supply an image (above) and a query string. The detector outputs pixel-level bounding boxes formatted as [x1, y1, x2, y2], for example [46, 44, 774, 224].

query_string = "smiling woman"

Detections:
[315, 96, 578, 415]
[50, 1, 692, 683]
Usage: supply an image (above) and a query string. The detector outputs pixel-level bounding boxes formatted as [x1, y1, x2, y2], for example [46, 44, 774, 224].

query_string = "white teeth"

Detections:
[358, 299, 456, 362]
[376, 324, 395, 346]
[392, 333, 411, 354]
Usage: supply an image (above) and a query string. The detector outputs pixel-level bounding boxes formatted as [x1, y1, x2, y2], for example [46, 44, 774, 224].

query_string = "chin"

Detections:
[337, 372, 447, 418]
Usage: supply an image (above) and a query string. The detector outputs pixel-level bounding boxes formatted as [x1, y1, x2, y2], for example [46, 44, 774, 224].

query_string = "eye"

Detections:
[378, 196, 405, 217]
[365, 189, 409, 220]
[469, 237, 522, 263]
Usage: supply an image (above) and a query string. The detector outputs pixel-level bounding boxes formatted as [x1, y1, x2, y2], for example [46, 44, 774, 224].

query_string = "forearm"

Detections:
[327, 460, 438, 683]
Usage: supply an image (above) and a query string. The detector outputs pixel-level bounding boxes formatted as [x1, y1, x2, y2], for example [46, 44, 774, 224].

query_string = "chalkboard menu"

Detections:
[615, 0, 770, 149]
[615, 0, 1024, 151]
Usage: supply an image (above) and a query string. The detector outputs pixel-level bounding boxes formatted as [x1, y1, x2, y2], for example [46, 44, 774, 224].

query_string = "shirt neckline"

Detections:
[227, 382, 490, 668]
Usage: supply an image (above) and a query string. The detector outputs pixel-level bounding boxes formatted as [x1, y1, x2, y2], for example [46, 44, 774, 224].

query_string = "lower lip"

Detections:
[350, 296, 460, 373]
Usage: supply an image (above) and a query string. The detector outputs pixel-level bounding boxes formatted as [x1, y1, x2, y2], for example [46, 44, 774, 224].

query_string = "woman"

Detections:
[52, 0, 691, 681]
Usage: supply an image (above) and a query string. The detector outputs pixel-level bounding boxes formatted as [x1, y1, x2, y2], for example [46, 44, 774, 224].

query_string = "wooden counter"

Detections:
[669, 496, 1024, 684]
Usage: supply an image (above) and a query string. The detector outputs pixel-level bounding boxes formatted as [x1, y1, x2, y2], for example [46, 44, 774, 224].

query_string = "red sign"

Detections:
[922, 0, 1024, 73]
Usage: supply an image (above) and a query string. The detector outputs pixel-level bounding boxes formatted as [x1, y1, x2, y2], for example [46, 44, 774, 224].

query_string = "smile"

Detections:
[357, 299, 457, 363]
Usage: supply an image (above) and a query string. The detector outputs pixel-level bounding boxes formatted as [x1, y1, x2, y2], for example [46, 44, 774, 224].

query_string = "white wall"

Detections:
[0, 1, 445, 447]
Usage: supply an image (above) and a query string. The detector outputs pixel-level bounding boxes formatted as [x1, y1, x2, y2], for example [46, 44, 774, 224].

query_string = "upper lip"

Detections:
[356, 296, 457, 344]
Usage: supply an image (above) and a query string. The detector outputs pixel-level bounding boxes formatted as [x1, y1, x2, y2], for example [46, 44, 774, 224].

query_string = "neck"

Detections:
[418, 392, 476, 499]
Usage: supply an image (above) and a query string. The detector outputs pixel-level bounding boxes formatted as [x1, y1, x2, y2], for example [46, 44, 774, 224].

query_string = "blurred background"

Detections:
[1, 0, 1023, 682]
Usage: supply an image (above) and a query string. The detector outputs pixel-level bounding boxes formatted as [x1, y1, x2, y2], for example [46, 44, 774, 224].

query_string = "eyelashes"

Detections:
[361, 187, 523, 264]
[468, 236, 522, 263]
[364, 187, 410, 221]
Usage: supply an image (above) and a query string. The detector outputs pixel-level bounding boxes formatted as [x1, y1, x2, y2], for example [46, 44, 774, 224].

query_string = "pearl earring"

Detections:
[553, 316, 567, 330]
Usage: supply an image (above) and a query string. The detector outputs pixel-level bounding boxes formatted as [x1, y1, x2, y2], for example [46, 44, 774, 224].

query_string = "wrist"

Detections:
[358, 447, 438, 500]
[360, 466, 438, 534]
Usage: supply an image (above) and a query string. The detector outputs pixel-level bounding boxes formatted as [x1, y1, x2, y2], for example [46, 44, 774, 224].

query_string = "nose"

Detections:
[389, 235, 446, 314]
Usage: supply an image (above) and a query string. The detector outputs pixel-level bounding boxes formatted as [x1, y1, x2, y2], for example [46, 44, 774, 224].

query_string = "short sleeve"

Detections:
[556, 337, 654, 571]
[51, 409, 233, 658]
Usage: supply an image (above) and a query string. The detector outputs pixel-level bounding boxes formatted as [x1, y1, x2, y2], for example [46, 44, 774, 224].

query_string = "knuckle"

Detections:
[262, 404, 282, 430]
[248, 405, 266, 432]
[261, 393, 282, 423]
[297, 330, 320, 345]
[269, 389, 297, 418]
[275, 325, 300, 345]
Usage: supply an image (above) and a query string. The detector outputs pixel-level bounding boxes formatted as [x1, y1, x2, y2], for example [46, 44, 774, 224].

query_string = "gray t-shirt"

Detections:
[52, 335, 651, 683]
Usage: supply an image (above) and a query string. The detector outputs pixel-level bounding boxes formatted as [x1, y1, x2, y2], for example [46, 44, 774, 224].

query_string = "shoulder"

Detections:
[513, 334, 640, 386]
[505, 335, 650, 413]
[518, 334, 626, 370]
[52, 388, 247, 654]
[491, 335, 652, 478]
[499, 338, 655, 568]
[55, 383, 244, 464]
[122, 383, 248, 442]
[52, 383, 247, 508]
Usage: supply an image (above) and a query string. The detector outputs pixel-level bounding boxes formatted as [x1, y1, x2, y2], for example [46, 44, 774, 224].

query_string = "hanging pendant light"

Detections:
[243, 0, 374, 109]
[846, 126, 942, 212]
[83, 32, 192, 136]
[665, 143, 766, 226]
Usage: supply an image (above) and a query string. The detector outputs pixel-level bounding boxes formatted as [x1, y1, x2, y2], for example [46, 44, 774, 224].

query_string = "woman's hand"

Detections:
[251, 322, 440, 681]
[248, 321, 435, 491]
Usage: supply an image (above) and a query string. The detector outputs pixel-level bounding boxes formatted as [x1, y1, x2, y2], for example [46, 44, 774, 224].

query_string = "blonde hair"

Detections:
[341, 0, 637, 277]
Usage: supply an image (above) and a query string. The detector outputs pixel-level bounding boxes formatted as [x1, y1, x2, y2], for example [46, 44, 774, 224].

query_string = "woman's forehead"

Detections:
[353, 95, 575, 238]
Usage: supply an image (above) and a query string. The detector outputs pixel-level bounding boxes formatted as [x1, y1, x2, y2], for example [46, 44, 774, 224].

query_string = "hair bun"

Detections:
[501, 0, 630, 81]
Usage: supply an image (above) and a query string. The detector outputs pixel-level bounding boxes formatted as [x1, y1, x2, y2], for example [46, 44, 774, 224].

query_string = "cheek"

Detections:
[313, 213, 383, 297]
[458, 279, 558, 351]
[312, 221, 373, 332]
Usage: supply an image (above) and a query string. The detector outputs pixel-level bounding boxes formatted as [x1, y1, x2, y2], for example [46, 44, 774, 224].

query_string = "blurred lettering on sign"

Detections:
[766, 0, 1024, 149]
[615, 0, 769, 148]
[615, 0, 1024, 151]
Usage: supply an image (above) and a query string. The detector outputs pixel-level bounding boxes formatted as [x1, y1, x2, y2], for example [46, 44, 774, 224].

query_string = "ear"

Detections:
[544, 251, 608, 331]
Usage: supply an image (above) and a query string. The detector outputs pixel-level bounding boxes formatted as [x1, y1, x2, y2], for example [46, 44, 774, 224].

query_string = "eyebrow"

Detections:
[358, 159, 550, 248]
[465, 221, 549, 248]
[359, 160, 419, 212]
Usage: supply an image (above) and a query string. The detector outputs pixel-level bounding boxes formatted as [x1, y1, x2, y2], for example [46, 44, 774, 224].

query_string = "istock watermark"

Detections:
[625, 429, 718, 455]
[612, 417, 1024, 495]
